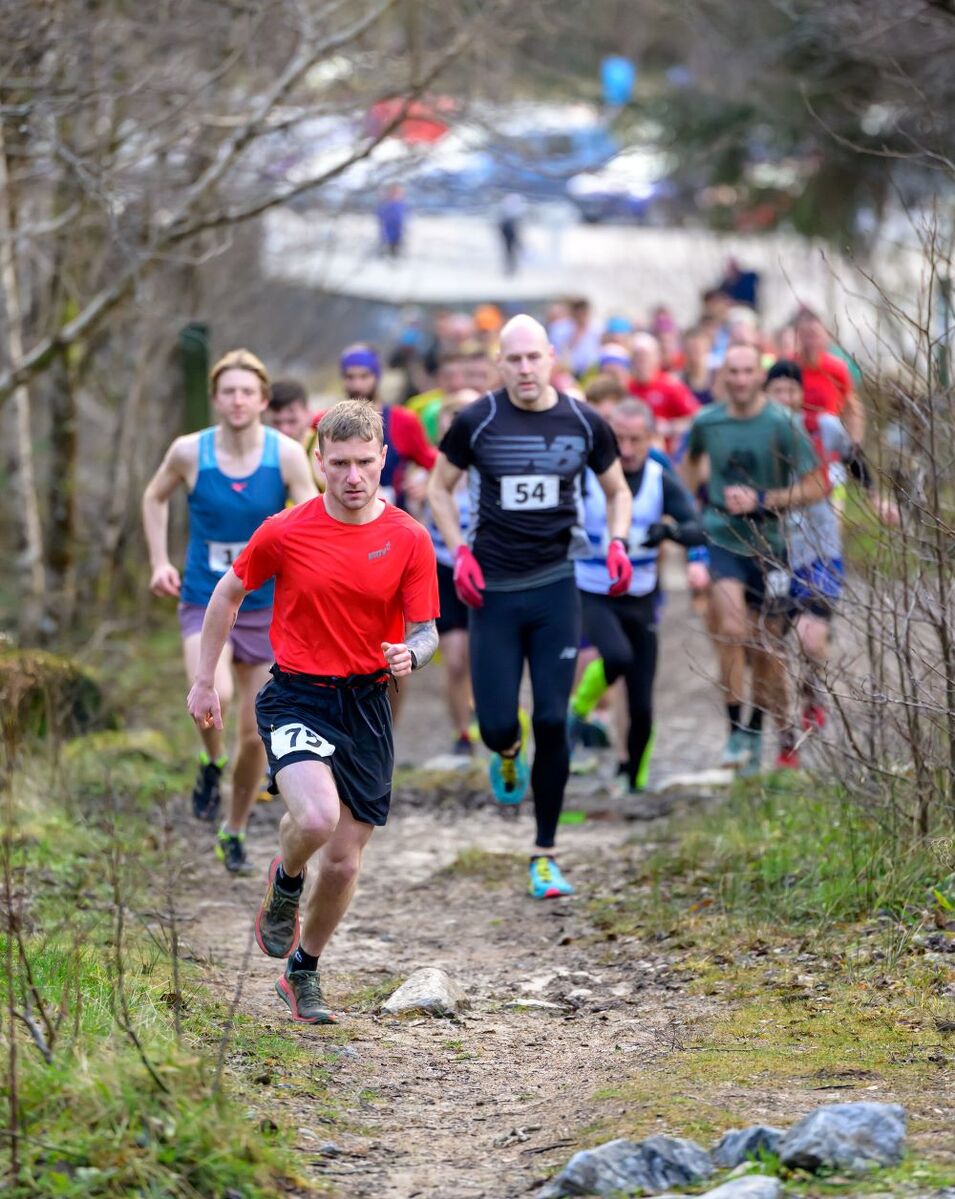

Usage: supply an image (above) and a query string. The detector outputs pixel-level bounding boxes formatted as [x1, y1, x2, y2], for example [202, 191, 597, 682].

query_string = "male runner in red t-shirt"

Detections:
[794, 309, 864, 444]
[186, 401, 439, 1024]
[628, 332, 699, 455]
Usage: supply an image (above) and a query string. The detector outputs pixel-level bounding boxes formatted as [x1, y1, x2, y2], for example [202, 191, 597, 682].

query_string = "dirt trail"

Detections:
[180, 585, 728, 1197]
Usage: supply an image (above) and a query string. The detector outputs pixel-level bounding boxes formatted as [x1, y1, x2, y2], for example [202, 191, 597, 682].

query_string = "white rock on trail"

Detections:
[382, 967, 469, 1017]
[698, 1176, 782, 1199]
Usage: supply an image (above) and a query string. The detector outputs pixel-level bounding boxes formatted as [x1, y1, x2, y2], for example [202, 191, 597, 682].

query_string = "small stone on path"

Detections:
[779, 1102, 906, 1173]
[382, 966, 469, 1017]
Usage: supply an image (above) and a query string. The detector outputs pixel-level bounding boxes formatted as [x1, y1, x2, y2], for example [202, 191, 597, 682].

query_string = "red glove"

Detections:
[606, 538, 633, 597]
[453, 545, 485, 608]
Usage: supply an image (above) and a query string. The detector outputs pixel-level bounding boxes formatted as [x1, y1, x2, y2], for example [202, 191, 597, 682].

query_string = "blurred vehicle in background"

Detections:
[567, 146, 675, 223]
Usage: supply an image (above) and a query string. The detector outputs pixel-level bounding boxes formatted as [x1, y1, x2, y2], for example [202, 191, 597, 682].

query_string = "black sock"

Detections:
[276, 864, 304, 894]
[288, 946, 318, 972]
[727, 703, 743, 732]
[747, 707, 763, 733]
[616, 760, 629, 777]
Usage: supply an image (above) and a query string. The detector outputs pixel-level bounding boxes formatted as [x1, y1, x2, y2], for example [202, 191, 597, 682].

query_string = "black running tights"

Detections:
[469, 575, 581, 849]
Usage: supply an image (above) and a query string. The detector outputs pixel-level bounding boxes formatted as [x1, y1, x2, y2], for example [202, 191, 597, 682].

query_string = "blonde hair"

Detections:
[317, 400, 384, 453]
[209, 348, 271, 400]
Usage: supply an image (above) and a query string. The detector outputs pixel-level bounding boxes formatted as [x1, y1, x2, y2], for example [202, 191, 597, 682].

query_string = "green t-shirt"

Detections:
[686, 400, 818, 557]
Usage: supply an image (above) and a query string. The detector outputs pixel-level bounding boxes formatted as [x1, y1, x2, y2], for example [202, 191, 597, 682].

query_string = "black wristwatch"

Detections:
[610, 536, 628, 547]
[408, 648, 418, 672]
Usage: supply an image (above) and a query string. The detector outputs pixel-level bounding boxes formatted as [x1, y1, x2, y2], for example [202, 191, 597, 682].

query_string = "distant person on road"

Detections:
[719, 256, 761, 310]
[377, 184, 407, 259]
[497, 193, 525, 275]
[681, 343, 825, 775]
[187, 401, 439, 1024]
[427, 315, 633, 900]
[143, 350, 316, 873]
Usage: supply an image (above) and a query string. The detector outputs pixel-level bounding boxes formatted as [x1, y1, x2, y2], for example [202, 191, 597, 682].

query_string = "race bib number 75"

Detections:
[500, 475, 559, 511]
[270, 723, 335, 760]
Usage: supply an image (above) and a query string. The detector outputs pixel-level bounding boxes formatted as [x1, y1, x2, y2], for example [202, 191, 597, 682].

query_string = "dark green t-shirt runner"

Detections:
[686, 400, 818, 558]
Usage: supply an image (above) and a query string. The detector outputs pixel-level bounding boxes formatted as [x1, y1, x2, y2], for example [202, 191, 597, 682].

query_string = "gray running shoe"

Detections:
[275, 964, 337, 1024]
[215, 828, 253, 875]
[255, 856, 305, 958]
[192, 758, 223, 822]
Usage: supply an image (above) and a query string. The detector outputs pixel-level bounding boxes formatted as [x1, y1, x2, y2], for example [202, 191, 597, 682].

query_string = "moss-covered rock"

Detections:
[63, 728, 189, 804]
[0, 649, 117, 741]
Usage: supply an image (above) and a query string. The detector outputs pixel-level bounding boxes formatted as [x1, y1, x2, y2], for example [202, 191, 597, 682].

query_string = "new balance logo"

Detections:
[559, 646, 577, 660]
[368, 540, 392, 560]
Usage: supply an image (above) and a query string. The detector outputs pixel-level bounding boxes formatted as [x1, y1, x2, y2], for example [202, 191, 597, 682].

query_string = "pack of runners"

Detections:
[144, 285, 892, 1022]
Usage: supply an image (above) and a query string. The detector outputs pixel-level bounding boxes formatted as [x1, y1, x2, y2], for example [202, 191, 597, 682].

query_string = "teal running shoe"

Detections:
[738, 729, 763, 777]
[529, 855, 574, 900]
[719, 728, 750, 769]
[489, 750, 529, 805]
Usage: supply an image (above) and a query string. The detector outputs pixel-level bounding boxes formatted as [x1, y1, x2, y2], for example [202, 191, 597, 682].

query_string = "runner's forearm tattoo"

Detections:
[404, 619, 439, 670]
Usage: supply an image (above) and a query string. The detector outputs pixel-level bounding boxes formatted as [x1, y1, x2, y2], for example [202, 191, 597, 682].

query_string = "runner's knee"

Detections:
[293, 799, 338, 844]
[319, 847, 362, 891]
[479, 720, 521, 753]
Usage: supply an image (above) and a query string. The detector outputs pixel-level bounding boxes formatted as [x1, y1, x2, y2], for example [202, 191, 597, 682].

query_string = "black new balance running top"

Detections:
[439, 388, 618, 589]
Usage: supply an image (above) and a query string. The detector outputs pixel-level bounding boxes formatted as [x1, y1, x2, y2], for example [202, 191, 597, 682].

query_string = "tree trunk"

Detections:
[45, 348, 78, 631]
[0, 121, 46, 642]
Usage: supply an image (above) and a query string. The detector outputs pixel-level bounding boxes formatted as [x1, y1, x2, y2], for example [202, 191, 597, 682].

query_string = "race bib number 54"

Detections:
[500, 475, 559, 511]
[270, 723, 335, 760]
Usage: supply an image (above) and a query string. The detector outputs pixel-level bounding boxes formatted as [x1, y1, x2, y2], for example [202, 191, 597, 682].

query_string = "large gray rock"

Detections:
[699, 1177, 782, 1199]
[381, 967, 469, 1017]
[779, 1102, 906, 1173]
[712, 1126, 785, 1168]
[540, 1135, 713, 1198]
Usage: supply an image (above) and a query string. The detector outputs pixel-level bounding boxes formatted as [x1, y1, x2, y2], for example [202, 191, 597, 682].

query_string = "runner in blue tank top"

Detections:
[143, 349, 316, 872]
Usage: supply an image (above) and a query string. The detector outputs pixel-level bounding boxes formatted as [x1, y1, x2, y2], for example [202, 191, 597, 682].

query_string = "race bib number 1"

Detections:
[500, 475, 559, 511]
[270, 723, 335, 760]
[208, 540, 247, 573]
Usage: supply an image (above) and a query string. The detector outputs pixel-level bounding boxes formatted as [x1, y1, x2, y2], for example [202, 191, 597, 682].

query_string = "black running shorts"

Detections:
[436, 561, 468, 634]
[255, 668, 394, 827]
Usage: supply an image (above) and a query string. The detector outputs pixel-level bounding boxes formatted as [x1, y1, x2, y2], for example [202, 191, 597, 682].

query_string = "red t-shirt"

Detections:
[628, 371, 700, 423]
[233, 497, 439, 677]
[798, 352, 851, 418]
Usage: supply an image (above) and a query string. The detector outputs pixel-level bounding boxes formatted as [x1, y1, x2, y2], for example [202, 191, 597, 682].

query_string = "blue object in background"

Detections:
[601, 56, 636, 107]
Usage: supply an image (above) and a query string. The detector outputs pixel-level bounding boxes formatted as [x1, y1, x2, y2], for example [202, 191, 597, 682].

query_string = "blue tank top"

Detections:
[181, 426, 286, 610]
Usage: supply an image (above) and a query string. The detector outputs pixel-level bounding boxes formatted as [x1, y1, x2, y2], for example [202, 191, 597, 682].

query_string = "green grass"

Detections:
[581, 773, 955, 1170]
[1, 708, 326, 1196]
[441, 846, 526, 885]
[595, 772, 948, 936]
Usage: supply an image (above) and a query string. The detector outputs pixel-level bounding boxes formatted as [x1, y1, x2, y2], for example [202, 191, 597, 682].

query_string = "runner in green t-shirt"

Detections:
[682, 343, 826, 775]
